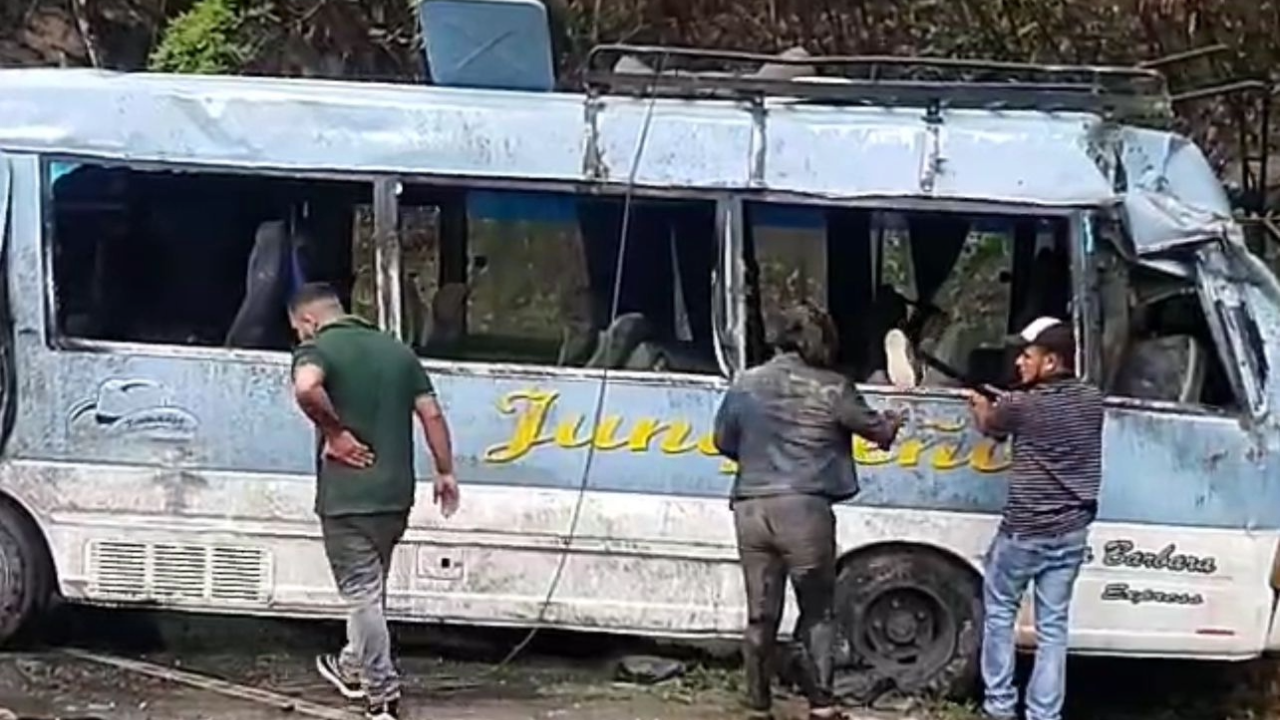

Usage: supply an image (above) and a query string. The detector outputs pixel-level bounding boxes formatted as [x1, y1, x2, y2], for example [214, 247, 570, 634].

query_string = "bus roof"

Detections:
[0, 67, 1234, 237]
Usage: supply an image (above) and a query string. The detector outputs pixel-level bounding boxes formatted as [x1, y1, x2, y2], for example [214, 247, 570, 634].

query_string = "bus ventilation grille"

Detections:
[87, 540, 272, 604]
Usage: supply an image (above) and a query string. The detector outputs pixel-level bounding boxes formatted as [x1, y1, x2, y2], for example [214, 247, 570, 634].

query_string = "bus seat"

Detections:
[586, 313, 651, 369]
[557, 324, 596, 366]
[225, 220, 292, 350]
[623, 341, 667, 371]
[556, 284, 595, 366]
[402, 271, 427, 348]
[419, 281, 470, 356]
[624, 339, 720, 374]
[1113, 334, 1207, 405]
[919, 323, 987, 388]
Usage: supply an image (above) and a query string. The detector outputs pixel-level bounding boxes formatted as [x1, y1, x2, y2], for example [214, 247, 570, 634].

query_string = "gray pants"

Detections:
[321, 512, 408, 704]
[734, 494, 837, 712]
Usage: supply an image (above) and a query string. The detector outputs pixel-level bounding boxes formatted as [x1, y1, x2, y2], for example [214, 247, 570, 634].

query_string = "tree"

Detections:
[6, 0, 1279, 195]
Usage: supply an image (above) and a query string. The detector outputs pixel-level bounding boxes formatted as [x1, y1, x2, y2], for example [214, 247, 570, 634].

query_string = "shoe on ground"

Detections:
[366, 698, 400, 720]
[315, 653, 364, 700]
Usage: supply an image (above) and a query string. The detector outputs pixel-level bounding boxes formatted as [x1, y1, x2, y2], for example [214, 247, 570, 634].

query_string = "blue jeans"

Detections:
[981, 527, 1088, 720]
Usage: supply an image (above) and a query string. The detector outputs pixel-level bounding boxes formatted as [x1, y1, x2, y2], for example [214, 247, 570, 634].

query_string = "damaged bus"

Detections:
[0, 0, 1278, 700]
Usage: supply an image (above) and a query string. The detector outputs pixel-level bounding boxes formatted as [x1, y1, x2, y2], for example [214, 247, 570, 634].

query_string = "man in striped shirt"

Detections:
[964, 317, 1103, 720]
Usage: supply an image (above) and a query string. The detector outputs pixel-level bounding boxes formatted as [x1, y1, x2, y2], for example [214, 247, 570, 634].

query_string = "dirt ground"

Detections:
[3, 607, 1280, 720]
[0, 649, 790, 720]
[0, 608, 890, 720]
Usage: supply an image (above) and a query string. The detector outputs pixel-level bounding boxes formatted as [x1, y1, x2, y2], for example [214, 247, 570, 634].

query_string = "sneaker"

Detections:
[366, 699, 400, 720]
[315, 654, 364, 700]
[884, 329, 917, 390]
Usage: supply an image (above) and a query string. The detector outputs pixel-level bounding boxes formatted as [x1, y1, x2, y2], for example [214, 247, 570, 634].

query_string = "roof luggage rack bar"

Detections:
[584, 44, 1173, 121]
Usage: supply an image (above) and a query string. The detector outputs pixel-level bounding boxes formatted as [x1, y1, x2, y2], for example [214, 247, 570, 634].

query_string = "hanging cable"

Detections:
[492, 54, 668, 670]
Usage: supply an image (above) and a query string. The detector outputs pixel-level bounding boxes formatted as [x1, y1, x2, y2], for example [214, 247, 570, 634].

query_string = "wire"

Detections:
[491, 54, 668, 670]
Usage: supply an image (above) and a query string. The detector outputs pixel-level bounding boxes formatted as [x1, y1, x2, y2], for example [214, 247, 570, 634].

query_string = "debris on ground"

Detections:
[614, 655, 687, 685]
[870, 691, 922, 714]
[8, 608, 1280, 720]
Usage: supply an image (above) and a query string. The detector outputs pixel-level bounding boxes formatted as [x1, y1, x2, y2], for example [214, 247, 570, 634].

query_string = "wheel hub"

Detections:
[855, 585, 955, 669]
[884, 606, 918, 644]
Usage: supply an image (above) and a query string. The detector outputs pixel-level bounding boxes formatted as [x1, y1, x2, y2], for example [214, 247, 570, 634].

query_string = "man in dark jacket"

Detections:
[714, 303, 902, 720]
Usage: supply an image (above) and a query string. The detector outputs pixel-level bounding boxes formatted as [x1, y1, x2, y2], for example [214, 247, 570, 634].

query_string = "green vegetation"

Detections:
[148, 0, 247, 74]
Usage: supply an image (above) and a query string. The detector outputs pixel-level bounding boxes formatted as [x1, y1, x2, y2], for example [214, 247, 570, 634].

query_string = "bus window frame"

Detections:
[384, 173, 737, 387]
[37, 155, 385, 366]
[1194, 242, 1269, 419]
[728, 196, 1087, 396]
[39, 158, 740, 389]
[35, 157, 742, 387]
[1079, 210, 1257, 419]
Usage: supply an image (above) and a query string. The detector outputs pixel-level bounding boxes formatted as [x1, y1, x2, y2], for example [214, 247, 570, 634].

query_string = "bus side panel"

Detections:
[841, 390, 1277, 660]
[1, 340, 1277, 656]
[1237, 279, 1280, 652]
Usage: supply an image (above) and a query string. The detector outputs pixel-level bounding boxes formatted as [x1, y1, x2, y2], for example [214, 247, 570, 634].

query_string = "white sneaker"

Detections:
[884, 329, 917, 390]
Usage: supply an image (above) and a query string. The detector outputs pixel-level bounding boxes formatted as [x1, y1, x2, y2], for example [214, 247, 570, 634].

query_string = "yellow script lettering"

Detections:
[697, 432, 720, 456]
[627, 418, 671, 452]
[970, 439, 1013, 473]
[659, 422, 699, 454]
[930, 442, 970, 470]
[854, 436, 895, 466]
[483, 389, 1013, 475]
[484, 390, 558, 463]
[552, 415, 592, 449]
[897, 438, 928, 467]
[592, 416, 629, 450]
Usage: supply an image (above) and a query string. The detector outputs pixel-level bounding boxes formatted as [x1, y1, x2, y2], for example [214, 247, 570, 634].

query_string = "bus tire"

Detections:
[832, 545, 981, 701]
[0, 500, 49, 645]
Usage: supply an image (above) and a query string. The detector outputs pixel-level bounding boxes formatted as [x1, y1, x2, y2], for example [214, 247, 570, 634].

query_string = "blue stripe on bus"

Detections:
[17, 358, 1280, 532]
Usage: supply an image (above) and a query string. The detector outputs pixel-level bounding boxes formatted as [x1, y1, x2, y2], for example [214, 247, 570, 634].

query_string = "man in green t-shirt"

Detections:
[289, 282, 459, 720]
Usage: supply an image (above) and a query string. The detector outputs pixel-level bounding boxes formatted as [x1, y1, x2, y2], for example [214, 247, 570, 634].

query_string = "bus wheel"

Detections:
[833, 546, 981, 701]
[0, 501, 49, 645]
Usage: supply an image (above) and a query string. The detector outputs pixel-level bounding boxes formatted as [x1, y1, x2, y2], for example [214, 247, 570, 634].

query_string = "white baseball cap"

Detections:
[1015, 316, 1064, 345]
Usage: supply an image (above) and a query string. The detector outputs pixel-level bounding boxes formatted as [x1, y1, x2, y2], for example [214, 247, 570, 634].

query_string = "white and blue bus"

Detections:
[0, 2, 1277, 698]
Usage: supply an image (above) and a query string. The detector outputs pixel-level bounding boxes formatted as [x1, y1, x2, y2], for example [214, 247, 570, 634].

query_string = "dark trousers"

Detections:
[734, 493, 837, 711]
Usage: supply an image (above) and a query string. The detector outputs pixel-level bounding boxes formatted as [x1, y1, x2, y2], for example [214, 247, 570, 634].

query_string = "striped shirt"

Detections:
[987, 376, 1104, 537]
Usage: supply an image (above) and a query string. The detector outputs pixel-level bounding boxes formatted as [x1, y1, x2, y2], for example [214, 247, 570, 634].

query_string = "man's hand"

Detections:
[962, 387, 1009, 436]
[963, 386, 1008, 408]
[875, 409, 905, 451]
[323, 430, 375, 468]
[962, 388, 991, 410]
[434, 473, 460, 518]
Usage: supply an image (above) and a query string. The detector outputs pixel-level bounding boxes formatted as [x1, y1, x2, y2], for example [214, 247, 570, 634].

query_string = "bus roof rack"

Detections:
[584, 44, 1173, 122]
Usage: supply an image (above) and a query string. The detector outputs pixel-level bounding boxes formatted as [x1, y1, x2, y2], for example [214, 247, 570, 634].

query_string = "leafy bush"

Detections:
[149, 0, 247, 74]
